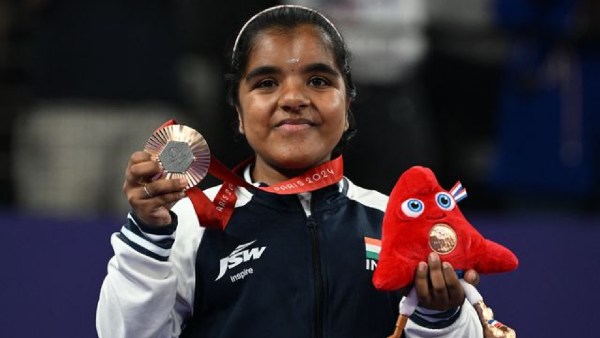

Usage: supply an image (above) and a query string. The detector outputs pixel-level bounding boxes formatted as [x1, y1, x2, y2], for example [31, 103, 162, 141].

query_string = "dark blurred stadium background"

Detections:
[0, 1, 598, 337]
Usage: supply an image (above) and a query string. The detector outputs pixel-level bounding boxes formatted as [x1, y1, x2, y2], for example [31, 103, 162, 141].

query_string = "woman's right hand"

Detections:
[123, 151, 188, 227]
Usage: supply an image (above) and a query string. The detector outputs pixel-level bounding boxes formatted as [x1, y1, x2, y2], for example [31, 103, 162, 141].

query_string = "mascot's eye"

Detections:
[401, 198, 424, 218]
[435, 192, 455, 211]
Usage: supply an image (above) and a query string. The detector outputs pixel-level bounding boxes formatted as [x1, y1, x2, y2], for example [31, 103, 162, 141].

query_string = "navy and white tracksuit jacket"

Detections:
[96, 173, 482, 338]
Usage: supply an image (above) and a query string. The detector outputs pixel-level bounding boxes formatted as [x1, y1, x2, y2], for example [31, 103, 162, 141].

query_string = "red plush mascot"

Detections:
[373, 166, 518, 338]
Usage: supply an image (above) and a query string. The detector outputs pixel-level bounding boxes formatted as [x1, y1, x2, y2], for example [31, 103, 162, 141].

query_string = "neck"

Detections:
[251, 156, 332, 186]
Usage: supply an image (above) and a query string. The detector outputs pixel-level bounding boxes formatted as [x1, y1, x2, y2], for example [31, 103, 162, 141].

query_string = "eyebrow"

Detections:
[303, 63, 340, 78]
[245, 65, 280, 83]
[244, 62, 340, 83]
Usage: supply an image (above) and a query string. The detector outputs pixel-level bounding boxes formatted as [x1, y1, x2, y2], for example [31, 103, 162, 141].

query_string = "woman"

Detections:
[96, 5, 482, 337]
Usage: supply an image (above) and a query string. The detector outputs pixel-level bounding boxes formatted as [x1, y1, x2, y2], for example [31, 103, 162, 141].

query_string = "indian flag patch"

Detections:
[364, 237, 381, 259]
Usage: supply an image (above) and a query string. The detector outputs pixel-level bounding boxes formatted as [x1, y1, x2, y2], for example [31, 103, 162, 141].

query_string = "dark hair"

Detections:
[226, 5, 357, 155]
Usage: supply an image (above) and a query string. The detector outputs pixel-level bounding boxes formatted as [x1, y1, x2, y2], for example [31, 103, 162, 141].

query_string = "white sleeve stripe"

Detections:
[344, 178, 388, 212]
[126, 214, 176, 241]
[120, 226, 172, 257]
[135, 225, 175, 242]
[127, 214, 176, 242]
[142, 231, 175, 242]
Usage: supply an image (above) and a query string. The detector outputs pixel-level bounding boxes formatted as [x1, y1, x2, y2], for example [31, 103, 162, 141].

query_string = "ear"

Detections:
[236, 106, 245, 134]
[344, 100, 351, 131]
[344, 106, 353, 132]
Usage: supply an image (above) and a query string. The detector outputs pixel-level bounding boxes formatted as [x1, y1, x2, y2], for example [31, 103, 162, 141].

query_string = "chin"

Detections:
[274, 153, 328, 171]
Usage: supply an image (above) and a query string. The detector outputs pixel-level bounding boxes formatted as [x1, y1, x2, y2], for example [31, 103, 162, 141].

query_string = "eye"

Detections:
[436, 192, 455, 211]
[255, 78, 277, 89]
[308, 76, 329, 87]
[401, 198, 424, 218]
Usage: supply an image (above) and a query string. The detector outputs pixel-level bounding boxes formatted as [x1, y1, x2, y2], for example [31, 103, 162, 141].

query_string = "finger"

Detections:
[141, 189, 186, 206]
[128, 161, 162, 184]
[442, 262, 464, 306]
[142, 183, 154, 199]
[413, 261, 431, 305]
[126, 151, 154, 181]
[140, 178, 187, 200]
[463, 269, 480, 286]
[134, 190, 184, 222]
[428, 252, 449, 305]
[125, 153, 162, 187]
[130, 181, 187, 226]
[129, 150, 152, 165]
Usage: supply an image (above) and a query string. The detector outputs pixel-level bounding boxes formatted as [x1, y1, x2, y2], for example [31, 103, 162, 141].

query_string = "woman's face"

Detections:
[237, 24, 349, 182]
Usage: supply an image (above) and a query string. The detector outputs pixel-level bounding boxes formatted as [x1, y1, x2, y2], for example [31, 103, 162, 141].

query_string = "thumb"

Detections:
[463, 269, 480, 286]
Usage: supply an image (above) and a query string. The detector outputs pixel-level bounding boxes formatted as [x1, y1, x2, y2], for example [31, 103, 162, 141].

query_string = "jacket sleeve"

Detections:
[404, 300, 483, 338]
[96, 198, 204, 338]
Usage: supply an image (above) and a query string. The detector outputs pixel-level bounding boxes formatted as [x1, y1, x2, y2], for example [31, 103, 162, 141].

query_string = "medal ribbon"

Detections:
[156, 120, 344, 230]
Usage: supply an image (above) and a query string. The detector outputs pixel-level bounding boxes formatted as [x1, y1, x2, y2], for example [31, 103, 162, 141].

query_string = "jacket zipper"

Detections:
[307, 215, 324, 338]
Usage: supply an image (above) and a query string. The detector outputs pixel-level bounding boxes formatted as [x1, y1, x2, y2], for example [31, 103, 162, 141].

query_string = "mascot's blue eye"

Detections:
[401, 198, 424, 218]
[436, 192, 455, 211]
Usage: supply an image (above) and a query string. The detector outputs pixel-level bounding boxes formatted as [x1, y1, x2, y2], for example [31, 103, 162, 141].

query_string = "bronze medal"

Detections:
[429, 223, 457, 255]
[144, 124, 210, 189]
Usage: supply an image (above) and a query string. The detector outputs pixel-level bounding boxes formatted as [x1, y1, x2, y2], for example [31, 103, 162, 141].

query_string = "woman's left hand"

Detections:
[414, 252, 479, 311]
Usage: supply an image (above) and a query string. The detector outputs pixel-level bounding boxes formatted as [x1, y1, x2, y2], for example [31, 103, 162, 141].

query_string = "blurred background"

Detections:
[0, 0, 598, 337]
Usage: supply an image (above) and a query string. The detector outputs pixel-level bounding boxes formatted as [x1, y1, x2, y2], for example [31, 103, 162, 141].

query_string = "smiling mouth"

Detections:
[276, 118, 315, 127]
[275, 119, 316, 132]
[276, 123, 313, 132]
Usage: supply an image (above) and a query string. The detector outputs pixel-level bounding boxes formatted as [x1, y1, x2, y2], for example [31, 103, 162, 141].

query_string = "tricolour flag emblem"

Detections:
[364, 237, 381, 260]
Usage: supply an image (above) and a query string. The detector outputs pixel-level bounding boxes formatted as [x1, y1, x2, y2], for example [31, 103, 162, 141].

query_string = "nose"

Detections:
[278, 80, 309, 113]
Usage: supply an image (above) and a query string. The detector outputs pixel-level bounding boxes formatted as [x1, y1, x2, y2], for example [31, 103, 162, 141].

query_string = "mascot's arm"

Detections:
[474, 240, 519, 274]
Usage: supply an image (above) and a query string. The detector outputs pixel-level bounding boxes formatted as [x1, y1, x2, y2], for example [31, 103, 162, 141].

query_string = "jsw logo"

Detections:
[215, 240, 266, 281]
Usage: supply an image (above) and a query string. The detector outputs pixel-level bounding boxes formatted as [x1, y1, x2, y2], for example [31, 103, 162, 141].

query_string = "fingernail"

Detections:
[179, 178, 187, 186]
[429, 252, 439, 262]
[465, 270, 477, 282]
[418, 262, 427, 272]
[443, 262, 452, 270]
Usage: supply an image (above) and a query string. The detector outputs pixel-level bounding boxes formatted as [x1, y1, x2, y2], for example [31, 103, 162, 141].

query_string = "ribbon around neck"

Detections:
[154, 120, 344, 230]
